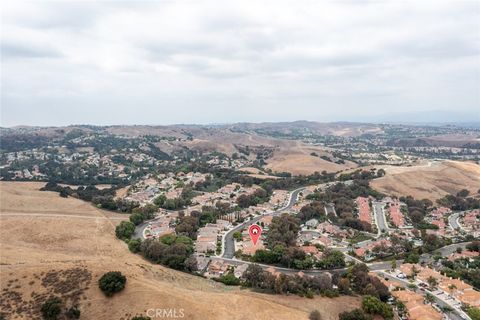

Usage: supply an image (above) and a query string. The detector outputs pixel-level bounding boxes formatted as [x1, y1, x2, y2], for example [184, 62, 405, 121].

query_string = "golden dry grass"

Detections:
[371, 161, 480, 201]
[0, 182, 360, 320]
[266, 143, 357, 175]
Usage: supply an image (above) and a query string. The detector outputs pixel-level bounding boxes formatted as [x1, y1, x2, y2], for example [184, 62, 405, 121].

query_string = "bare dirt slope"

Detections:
[371, 161, 480, 201]
[0, 182, 360, 320]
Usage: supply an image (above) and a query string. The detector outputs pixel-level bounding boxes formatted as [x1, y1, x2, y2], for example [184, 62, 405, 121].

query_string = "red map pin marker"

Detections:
[248, 224, 262, 246]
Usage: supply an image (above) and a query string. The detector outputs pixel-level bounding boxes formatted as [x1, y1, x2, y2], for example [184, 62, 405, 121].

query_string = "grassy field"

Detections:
[0, 182, 360, 320]
[265, 144, 357, 175]
[371, 160, 480, 201]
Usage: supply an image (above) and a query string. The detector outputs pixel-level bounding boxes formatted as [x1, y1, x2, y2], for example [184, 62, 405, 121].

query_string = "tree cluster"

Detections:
[399, 196, 433, 226]
[153, 186, 198, 210]
[347, 264, 390, 301]
[242, 264, 338, 297]
[236, 188, 270, 208]
[437, 192, 480, 211]
[306, 180, 381, 232]
[138, 234, 196, 271]
[41, 182, 138, 212]
[129, 204, 157, 225]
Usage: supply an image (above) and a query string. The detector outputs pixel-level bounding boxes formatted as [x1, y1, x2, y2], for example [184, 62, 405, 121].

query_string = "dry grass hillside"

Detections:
[0, 182, 360, 320]
[371, 161, 480, 201]
[265, 143, 358, 175]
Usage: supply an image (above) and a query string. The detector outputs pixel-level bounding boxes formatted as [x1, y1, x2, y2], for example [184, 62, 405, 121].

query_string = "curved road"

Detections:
[448, 212, 463, 231]
[222, 187, 305, 258]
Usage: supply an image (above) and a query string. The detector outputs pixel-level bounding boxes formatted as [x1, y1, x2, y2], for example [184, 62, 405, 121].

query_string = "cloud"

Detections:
[1, 0, 479, 126]
[1, 40, 62, 59]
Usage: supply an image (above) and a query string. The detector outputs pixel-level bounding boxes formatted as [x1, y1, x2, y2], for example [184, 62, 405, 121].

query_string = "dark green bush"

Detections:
[41, 297, 62, 320]
[98, 271, 126, 297]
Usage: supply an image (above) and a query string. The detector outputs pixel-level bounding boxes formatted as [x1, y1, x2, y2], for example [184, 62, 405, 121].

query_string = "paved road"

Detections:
[448, 212, 463, 230]
[435, 242, 470, 256]
[214, 241, 472, 280]
[133, 219, 150, 239]
[133, 209, 179, 239]
[373, 201, 389, 235]
[211, 256, 347, 275]
[222, 187, 305, 258]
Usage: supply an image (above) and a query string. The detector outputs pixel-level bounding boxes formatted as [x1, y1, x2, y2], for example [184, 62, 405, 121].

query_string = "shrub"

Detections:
[129, 212, 145, 225]
[309, 310, 322, 320]
[131, 316, 151, 320]
[65, 306, 80, 319]
[128, 238, 142, 253]
[41, 297, 62, 320]
[467, 241, 480, 252]
[467, 308, 480, 320]
[362, 295, 393, 320]
[217, 272, 240, 286]
[305, 290, 314, 299]
[98, 271, 126, 297]
[115, 221, 135, 240]
[339, 309, 372, 320]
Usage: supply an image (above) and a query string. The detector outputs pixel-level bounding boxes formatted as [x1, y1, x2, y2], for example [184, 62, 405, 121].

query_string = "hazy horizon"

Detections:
[2, 117, 480, 129]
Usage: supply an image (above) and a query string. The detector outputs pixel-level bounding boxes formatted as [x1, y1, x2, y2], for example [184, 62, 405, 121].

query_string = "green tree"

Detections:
[153, 194, 166, 207]
[115, 221, 135, 241]
[175, 216, 199, 238]
[266, 213, 300, 249]
[362, 295, 393, 320]
[317, 250, 345, 269]
[233, 231, 242, 241]
[425, 293, 435, 303]
[467, 308, 480, 320]
[467, 241, 480, 252]
[218, 271, 240, 286]
[457, 189, 470, 198]
[390, 259, 397, 271]
[242, 264, 265, 288]
[376, 169, 386, 177]
[98, 271, 127, 297]
[129, 212, 145, 225]
[339, 309, 372, 320]
[426, 276, 438, 289]
[128, 238, 142, 253]
[404, 252, 420, 263]
[41, 297, 62, 320]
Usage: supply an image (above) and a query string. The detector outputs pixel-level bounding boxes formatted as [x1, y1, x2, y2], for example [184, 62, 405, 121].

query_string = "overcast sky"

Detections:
[1, 0, 479, 127]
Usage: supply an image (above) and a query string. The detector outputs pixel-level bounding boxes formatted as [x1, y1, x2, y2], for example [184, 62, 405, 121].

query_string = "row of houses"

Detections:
[461, 209, 480, 237]
[391, 289, 442, 320]
[195, 220, 231, 254]
[386, 198, 406, 228]
[400, 263, 480, 308]
[143, 213, 177, 238]
[356, 196, 373, 227]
